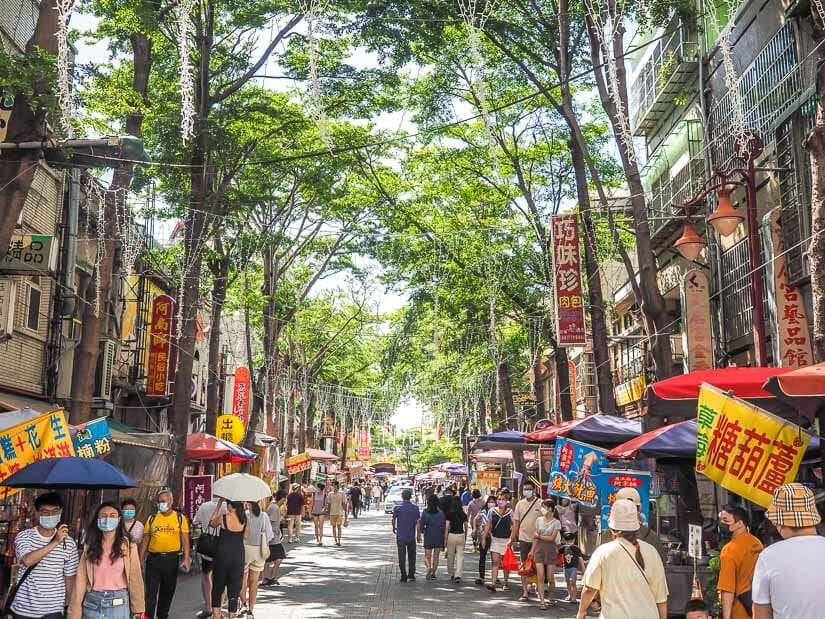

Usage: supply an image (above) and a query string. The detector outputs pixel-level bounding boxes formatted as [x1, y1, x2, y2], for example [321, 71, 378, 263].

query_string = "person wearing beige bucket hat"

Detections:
[576, 499, 668, 619]
[751, 483, 825, 619]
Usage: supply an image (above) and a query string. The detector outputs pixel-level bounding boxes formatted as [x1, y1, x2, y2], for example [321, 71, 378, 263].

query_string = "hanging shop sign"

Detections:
[615, 375, 646, 407]
[1, 234, 58, 274]
[538, 447, 555, 486]
[146, 294, 174, 396]
[216, 414, 244, 445]
[0, 410, 75, 492]
[232, 366, 251, 424]
[768, 210, 813, 368]
[550, 214, 587, 346]
[73, 417, 112, 458]
[285, 452, 312, 475]
[548, 437, 608, 507]
[596, 469, 651, 531]
[476, 470, 501, 488]
[695, 383, 810, 508]
[681, 269, 713, 371]
[0, 92, 12, 142]
[183, 474, 213, 522]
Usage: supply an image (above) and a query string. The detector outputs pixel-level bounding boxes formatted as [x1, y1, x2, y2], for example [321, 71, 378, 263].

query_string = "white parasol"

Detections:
[212, 473, 272, 502]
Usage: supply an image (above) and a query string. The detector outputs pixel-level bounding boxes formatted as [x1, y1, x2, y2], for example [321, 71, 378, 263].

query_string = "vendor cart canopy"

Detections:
[525, 414, 642, 445]
[186, 432, 257, 462]
[762, 362, 825, 422]
[472, 430, 531, 451]
[306, 448, 339, 462]
[439, 462, 469, 475]
[470, 449, 536, 464]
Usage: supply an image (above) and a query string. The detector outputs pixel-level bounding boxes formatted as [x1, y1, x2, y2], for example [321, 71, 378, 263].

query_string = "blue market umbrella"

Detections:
[1, 457, 137, 489]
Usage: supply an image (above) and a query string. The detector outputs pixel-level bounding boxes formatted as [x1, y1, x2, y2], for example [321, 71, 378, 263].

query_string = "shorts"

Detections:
[311, 511, 325, 518]
[489, 536, 509, 556]
[564, 567, 578, 582]
[518, 540, 533, 563]
[330, 514, 344, 526]
[244, 544, 266, 572]
[200, 556, 213, 573]
[268, 543, 286, 562]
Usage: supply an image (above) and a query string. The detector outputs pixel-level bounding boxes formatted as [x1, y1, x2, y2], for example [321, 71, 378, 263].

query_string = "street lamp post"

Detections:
[673, 131, 774, 367]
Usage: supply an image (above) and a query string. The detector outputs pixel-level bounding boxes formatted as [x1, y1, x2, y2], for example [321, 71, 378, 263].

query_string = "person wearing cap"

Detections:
[599, 487, 667, 563]
[577, 499, 668, 619]
[717, 504, 763, 619]
[751, 483, 825, 619]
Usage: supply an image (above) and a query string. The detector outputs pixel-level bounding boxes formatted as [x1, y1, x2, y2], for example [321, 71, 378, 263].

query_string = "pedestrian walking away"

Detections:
[483, 488, 514, 593]
[474, 496, 496, 585]
[349, 481, 363, 519]
[752, 483, 825, 619]
[261, 494, 287, 587]
[443, 495, 468, 583]
[392, 489, 420, 582]
[418, 494, 445, 580]
[577, 499, 668, 619]
[310, 483, 327, 546]
[532, 499, 562, 609]
[207, 499, 247, 619]
[717, 504, 763, 619]
[511, 480, 543, 603]
[239, 501, 273, 618]
[285, 485, 304, 543]
[326, 481, 348, 547]
[192, 497, 226, 618]
[8, 492, 79, 619]
[69, 502, 145, 619]
[140, 489, 191, 619]
[363, 483, 372, 511]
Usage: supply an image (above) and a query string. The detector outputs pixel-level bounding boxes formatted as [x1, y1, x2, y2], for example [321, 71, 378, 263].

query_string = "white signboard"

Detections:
[688, 524, 702, 559]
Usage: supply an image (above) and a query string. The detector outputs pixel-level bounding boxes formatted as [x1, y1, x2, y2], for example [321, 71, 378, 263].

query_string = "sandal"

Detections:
[502, 583, 511, 591]
[519, 596, 529, 602]
[486, 584, 497, 592]
[539, 603, 547, 610]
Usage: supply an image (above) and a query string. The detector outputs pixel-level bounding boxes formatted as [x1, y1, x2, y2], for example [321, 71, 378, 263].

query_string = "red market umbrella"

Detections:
[643, 367, 796, 421]
[762, 362, 825, 423]
[186, 432, 257, 463]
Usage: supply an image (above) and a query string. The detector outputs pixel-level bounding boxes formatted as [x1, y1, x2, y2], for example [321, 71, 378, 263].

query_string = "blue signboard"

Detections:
[596, 468, 652, 531]
[73, 417, 112, 458]
[547, 437, 608, 508]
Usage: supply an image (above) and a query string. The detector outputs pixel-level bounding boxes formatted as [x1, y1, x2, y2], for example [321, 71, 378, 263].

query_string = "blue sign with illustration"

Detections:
[73, 417, 112, 458]
[547, 437, 608, 508]
[596, 469, 652, 531]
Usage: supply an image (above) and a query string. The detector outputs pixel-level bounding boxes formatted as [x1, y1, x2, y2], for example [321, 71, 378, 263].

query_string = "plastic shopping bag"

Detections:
[502, 545, 520, 571]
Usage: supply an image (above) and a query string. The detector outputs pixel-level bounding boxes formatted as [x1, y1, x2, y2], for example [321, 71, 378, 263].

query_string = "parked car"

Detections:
[383, 485, 414, 513]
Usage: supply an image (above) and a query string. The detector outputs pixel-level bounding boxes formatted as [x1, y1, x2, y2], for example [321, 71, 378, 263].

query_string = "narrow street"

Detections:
[171, 508, 590, 618]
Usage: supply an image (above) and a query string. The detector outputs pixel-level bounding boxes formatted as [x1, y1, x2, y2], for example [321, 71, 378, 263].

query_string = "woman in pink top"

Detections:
[69, 502, 145, 618]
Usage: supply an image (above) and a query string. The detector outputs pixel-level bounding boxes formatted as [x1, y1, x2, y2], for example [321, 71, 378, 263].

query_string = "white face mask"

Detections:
[157, 502, 169, 513]
[540, 508, 549, 516]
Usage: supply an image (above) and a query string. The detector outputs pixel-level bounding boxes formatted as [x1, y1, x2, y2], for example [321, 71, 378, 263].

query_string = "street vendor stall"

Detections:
[525, 413, 642, 445]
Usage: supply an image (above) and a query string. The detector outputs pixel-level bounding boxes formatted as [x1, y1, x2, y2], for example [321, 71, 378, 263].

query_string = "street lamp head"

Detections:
[674, 220, 707, 261]
[707, 188, 744, 237]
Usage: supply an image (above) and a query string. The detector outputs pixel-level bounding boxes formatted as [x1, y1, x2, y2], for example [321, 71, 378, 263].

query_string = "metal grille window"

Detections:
[720, 239, 752, 342]
[776, 100, 815, 284]
[709, 22, 802, 168]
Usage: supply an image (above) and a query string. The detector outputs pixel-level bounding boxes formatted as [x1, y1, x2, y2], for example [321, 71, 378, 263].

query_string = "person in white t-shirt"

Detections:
[193, 498, 226, 619]
[577, 499, 668, 619]
[752, 483, 825, 619]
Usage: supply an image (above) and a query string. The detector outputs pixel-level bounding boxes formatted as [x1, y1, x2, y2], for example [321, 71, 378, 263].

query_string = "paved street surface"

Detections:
[170, 508, 593, 618]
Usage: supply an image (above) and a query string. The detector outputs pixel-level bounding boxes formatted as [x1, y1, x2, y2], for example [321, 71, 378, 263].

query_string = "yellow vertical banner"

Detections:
[0, 410, 76, 494]
[696, 384, 810, 508]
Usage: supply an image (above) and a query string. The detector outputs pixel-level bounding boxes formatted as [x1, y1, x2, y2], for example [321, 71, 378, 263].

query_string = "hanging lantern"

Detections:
[707, 188, 744, 237]
[674, 220, 707, 261]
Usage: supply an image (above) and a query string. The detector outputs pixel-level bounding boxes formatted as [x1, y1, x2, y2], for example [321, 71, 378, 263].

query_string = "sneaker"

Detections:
[474, 578, 483, 585]
[409, 576, 416, 582]
[196, 611, 211, 618]
[400, 576, 408, 583]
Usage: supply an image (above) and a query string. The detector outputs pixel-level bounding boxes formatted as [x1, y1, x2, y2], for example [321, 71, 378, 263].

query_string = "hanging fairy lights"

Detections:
[177, 0, 198, 143]
[299, 0, 333, 149]
[56, 0, 76, 137]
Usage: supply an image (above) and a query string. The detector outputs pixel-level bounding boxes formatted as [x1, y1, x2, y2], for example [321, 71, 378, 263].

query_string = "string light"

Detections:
[56, 0, 76, 137]
[177, 0, 197, 143]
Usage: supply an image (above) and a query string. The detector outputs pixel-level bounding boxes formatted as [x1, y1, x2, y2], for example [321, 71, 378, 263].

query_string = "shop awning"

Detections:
[470, 449, 536, 464]
[644, 368, 795, 420]
[186, 432, 257, 462]
[0, 392, 51, 414]
[472, 430, 534, 451]
[525, 414, 642, 445]
[306, 448, 338, 462]
[439, 462, 468, 475]
[762, 362, 825, 423]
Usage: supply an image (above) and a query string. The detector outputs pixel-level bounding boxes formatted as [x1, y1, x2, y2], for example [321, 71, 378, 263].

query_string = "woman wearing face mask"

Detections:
[474, 496, 496, 586]
[69, 502, 145, 619]
[208, 498, 248, 619]
[482, 490, 514, 592]
[120, 499, 144, 546]
[533, 499, 562, 609]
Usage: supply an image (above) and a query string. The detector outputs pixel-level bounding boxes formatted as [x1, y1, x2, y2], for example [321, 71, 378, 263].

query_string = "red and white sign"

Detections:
[682, 269, 713, 371]
[769, 210, 813, 368]
[551, 214, 587, 346]
[183, 474, 212, 522]
[146, 295, 174, 396]
[232, 366, 251, 424]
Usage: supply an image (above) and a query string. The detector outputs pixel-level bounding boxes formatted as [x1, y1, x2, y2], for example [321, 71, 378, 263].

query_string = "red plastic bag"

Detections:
[518, 555, 536, 577]
[502, 545, 520, 571]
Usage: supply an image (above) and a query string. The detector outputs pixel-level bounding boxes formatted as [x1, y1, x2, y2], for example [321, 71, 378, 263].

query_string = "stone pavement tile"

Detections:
[171, 509, 592, 618]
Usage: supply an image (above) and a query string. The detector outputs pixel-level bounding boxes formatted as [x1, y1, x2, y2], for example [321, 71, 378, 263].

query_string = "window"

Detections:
[23, 276, 41, 332]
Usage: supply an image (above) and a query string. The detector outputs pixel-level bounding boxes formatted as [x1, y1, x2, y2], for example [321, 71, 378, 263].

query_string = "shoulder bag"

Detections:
[2, 560, 42, 618]
[258, 518, 270, 561]
[196, 516, 220, 559]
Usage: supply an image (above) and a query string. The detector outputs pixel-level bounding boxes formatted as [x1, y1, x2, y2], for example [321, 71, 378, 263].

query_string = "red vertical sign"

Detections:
[551, 214, 587, 346]
[232, 366, 251, 425]
[183, 474, 212, 522]
[146, 295, 174, 396]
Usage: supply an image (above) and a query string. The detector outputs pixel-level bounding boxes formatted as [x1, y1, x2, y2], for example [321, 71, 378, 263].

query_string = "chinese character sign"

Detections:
[682, 269, 713, 371]
[183, 475, 212, 522]
[1, 234, 55, 274]
[358, 424, 371, 460]
[73, 417, 112, 458]
[548, 437, 608, 508]
[232, 366, 251, 425]
[596, 469, 651, 531]
[216, 414, 244, 445]
[285, 452, 311, 475]
[696, 384, 810, 508]
[146, 295, 174, 396]
[551, 214, 587, 346]
[0, 410, 76, 493]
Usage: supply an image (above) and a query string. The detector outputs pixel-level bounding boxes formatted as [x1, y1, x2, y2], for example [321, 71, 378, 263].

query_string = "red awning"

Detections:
[762, 362, 825, 422]
[306, 448, 338, 462]
[524, 414, 641, 445]
[185, 432, 256, 463]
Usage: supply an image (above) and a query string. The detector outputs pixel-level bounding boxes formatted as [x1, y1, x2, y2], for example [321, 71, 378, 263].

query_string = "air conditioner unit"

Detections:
[0, 279, 17, 336]
[95, 339, 118, 400]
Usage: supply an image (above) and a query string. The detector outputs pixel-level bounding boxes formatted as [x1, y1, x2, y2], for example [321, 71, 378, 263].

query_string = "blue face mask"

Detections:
[122, 509, 136, 520]
[98, 517, 120, 532]
[523, 490, 534, 498]
[39, 514, 61, 530]
[157, 502, 169, 513]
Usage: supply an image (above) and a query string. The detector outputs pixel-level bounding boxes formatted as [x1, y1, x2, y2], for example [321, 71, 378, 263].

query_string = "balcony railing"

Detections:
[631, 18, 699, 136]
[647, 156, 706, 241]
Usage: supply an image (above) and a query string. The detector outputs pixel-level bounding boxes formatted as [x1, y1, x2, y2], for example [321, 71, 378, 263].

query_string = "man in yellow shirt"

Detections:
[717, 504, 763, 619]
[140, 489, 191, 619]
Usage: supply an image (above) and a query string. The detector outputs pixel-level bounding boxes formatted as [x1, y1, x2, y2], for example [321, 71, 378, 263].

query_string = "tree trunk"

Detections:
[205, 252, 229, 435]
[477, 397, 487, 435]
[285, 375, 297, 456]
[553, 347, 574, 422]
[497, 361, 516, 430]
[569, 137, 617, 414]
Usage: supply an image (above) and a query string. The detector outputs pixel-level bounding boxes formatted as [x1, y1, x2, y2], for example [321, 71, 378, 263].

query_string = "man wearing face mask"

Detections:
[717, 504, 762, 619]
[511, 480, 543, 603]
[9, 492, 79, 619]
[140, 490, 191, 619]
